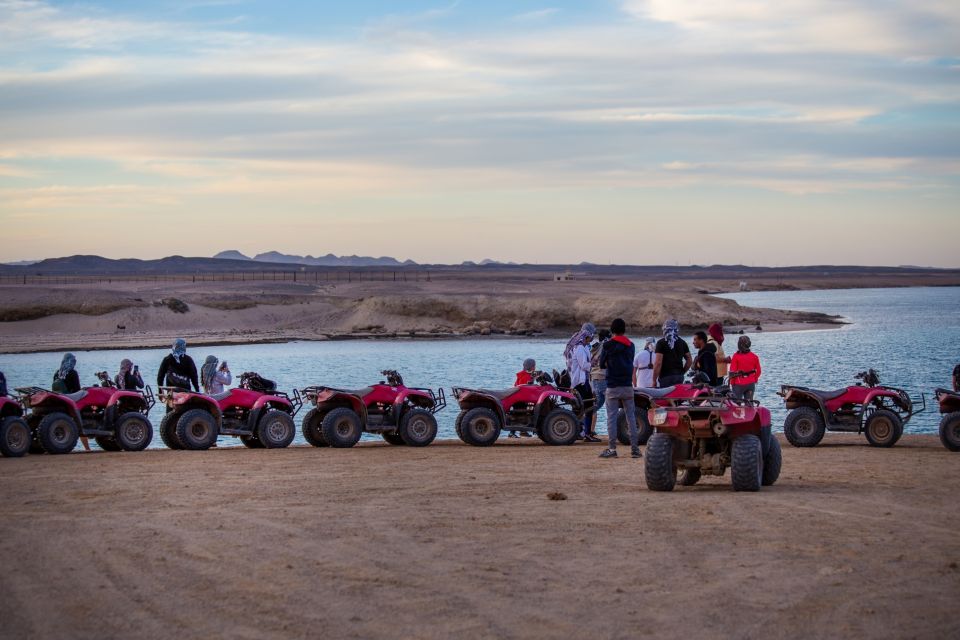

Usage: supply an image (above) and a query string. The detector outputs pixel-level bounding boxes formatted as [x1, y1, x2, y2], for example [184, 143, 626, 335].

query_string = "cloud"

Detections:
[513, 8, 559, 22]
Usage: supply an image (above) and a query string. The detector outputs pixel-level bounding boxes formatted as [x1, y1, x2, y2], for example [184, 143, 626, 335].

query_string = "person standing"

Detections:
[598, 318, 640, 459]
[729, 336, 762, 401]
[707, 323, 729, 383]
[114, 359, 144, 390]
[157, 339, 200, 392]
[201, 356, 232, 394]
[633, 337, 656, 388]
[653, 319, 692, 387]
[588, 329, 612, 442]
[692, 331, 719, 386]
[52, 353, 90, 451]
[564, 322, 596, 441]
[953, 363, 960, 392]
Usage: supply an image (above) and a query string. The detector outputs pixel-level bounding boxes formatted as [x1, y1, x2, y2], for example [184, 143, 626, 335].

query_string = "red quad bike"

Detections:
[452, 371, 583, 446]
[0, 394, 31, 458]
[645, 394, 781, 492]
[158, 372, 301, 450]
[779, 369, 924, 449]
[934, 388, 960, 452]
[14, 378, 155, 454]
[615, 375, 718, 447]
[300, 370, 445, 448]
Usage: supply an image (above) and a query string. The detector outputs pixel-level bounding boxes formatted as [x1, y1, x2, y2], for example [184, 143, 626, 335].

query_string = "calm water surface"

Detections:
[1, 286, 957, 449]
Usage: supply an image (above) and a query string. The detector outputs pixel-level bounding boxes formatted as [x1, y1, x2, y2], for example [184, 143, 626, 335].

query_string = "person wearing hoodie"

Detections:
[598, 318, 640, 459]
[707, 323, 729, 383]
[692, 331, 719, 386]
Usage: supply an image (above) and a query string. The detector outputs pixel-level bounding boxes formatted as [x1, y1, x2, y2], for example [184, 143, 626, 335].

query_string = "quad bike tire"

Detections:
[399, 408, 438, 447]
[321, 407, 363, 448]
[731, 434, 763, 492]
[240, 434, 264, 448]
[301, 408, 328, 447]
[454, 411, 465, 441]
[257, 409, 296, 448]
[864, 409, 902, 448]
[95, 436, 122, 452]
[382, 431, 405, 445]
[114, 412, 153, 451]
[539, 408, 580, 446]
[939, 412, 960, 452]
[0, 416, 31, 458]
[783, 406, 826, 447]
[175, 409, 219, 450]
[458, 407, 501, 447]
[677, 468, 701, 486]
[37, 412, 79, 454]
[616, 408, 653, 446]
[159, 411, 184, 450]
[644, 433, 676, 492]
[762, 436, 782, 486]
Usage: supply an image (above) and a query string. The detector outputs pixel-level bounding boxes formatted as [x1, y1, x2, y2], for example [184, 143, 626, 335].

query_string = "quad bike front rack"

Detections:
[411, 387, 446, 414]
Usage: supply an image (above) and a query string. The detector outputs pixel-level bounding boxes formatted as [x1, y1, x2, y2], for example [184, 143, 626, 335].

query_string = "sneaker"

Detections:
[631, 447, 641, 458]
[599, 449, 618, 459]
[507, 432, 520, 439]
[585, 434, 601, 443]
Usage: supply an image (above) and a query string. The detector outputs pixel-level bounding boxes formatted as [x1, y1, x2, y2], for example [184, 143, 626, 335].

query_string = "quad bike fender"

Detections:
[719, 405, 770, 428]
[936, 388, 960, 414]
[314, 391, 367, 422]
[780, 388, 828, 415]
[170, 393, 223, 422]
[248, 395, 295, 429]
[864, 388, 910, 411]
[630, 392, 654, 410]
[0, 396, 24, 418]
[535, 390, 582, 414]
[649, 408, 682, 430]
[22, 392, 83, 427]
[107, 390, 148, 413]
[453, 390, 507, 425]
[393, 388, 435, 411]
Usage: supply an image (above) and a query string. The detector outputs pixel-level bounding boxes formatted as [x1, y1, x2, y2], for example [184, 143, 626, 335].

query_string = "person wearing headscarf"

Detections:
[707, 323, 729, 382]
[508, 358, 538, 439]
[52, 353, 81, 394]
[633, 337, 657, 388]
[586, 329, 612, 442]
[115, 359, 144, 390]
[653, 319, 692, 388]
[729, 335, 762, 401]
[156, 339, 199, 391]
[201, 355, 232, 394]
[564, 322, 597, 440]
[52, 353, 89, 450]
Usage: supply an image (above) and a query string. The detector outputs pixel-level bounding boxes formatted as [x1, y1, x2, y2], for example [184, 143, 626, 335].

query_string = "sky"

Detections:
[0, 0, 958, 266]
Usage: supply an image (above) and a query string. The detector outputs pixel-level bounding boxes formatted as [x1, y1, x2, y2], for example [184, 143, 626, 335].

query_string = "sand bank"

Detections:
[1, 434, 957, 639]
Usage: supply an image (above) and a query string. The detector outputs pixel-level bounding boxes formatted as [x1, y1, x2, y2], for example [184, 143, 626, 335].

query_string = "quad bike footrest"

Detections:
[220, 428, 253, 437]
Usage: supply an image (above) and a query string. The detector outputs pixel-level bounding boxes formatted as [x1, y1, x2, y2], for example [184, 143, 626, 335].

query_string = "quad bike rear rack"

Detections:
[14, 386, 49, 406]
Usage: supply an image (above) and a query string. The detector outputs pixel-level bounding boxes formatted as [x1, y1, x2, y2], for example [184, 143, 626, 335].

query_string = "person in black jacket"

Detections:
[52, 352, 89, 451]
[692, 331, 718, 386]
[115, 359, 144, 390]
[156, 339, 199, 392]
[598, 318, 640, 459]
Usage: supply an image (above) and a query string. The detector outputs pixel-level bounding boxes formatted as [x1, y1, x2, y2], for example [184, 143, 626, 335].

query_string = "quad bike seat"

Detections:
[637, 386, 676, 399]
[64, 390, 88, 402]
[478, 388, 519, 401]
[342, 387, 374, 398]
[803, 388, 847, 402]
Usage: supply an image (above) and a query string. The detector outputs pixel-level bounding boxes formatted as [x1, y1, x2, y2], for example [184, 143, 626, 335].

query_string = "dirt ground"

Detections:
[1, 434, 957, 639]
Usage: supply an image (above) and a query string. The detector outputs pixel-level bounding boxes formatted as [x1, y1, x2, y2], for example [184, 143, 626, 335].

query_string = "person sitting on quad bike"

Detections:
[729, 336, 761, 401]
[692, 331, 719, 387]
[156, 338, 199, 392]
[508, 358, 538, 439]
[52, 353, 90, 451]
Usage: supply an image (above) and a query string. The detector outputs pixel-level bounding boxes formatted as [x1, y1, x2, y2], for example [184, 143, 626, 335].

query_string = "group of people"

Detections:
[551, 318, 764, 459]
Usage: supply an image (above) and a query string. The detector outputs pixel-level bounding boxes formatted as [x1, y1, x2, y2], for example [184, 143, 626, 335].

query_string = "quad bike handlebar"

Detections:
[380, 370, 405, 387]
[855, 369, 881, 387]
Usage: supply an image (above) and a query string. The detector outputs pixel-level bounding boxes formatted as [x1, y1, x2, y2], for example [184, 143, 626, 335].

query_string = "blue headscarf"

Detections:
[57, 353, 76, 381]
[172, 339, 187, 363]
[662, 319, 680, 349]
[201, 355, 218, 389]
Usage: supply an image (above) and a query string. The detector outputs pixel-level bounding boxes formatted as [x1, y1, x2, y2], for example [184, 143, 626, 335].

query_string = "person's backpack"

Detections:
[240, 372, 276, 393]
[165, 371, 191, 390]
[51, 374, 68, 393]
[0, 371, 7, 397]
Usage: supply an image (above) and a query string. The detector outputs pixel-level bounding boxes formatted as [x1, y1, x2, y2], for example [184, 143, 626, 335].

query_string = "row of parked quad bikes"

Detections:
[0, 368, 957, 492]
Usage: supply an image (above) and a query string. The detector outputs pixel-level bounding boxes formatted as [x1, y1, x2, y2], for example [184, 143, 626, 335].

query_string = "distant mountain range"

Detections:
[212, 250, 416, 267]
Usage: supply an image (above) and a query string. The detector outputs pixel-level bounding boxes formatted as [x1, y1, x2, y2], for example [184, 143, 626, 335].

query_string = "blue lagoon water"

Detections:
[1, 286, 957, 448]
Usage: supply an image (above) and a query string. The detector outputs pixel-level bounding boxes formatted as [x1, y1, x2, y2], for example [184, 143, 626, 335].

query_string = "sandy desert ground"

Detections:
[1, 434, 957, 640]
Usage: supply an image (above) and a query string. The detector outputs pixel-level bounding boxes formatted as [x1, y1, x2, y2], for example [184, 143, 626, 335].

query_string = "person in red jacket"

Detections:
[508, 358, 537, 438]
[729, 336, 761, 401]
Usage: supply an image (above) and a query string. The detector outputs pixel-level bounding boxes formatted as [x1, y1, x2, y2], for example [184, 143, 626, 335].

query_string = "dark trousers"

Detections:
[658, 374, 684, 388]
[575, 382, 595, 435]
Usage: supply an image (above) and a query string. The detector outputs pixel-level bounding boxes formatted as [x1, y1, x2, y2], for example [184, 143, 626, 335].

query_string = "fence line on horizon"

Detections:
[0, 271, 433, 285]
